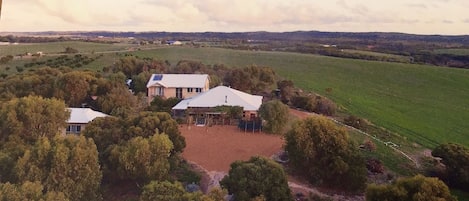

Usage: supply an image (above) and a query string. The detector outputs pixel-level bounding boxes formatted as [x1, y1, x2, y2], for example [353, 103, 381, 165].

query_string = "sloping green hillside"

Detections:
[133, 47, 469, 148]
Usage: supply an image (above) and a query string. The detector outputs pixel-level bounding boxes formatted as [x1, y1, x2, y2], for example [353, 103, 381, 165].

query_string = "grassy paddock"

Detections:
[132, 47, 469, 148]
[2, 45, 468, 148]
[0, 41, 136, 56]
[433, 48, 469, 55]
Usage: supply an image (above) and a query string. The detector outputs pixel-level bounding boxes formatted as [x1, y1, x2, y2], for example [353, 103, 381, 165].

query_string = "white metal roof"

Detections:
[67, 108, 108, 124]
[172, 86, 263, 111]
[146, 74, 209, 88]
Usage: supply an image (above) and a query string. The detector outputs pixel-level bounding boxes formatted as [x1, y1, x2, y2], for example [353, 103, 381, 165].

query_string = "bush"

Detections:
[366, 158, 384, 174]
[345, 115, 369, 130]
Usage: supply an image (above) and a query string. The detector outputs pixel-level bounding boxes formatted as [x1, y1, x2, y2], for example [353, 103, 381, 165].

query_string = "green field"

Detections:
[433, 48, 469, 55]
[131, 47, 469, 148]
[0, 41, 137, 56]
[342, 49, 412, 63]
[2, 43, 468, 148]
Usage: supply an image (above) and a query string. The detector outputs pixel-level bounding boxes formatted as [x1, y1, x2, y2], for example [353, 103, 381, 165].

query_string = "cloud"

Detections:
[407, 3, 428, 9]
[442, 20, 454, 24]
[2, 0, 469, 35]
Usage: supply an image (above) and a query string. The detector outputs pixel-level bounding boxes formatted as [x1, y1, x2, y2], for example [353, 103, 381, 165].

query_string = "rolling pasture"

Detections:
[133, 47, 469, 148]
[1, 43, 468, 148]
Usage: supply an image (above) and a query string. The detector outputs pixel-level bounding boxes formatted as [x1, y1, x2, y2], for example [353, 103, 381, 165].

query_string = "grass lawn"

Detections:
[132, 47, 469, 148]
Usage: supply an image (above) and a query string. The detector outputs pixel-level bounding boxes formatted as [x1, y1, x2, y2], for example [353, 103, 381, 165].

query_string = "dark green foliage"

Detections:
[0, 96, 69, 144]
[110, 56, 167, 77]
[432, 143, 469, 191]
[96, 86, 140, 118]
[277, 79, 295, 104]
[220, 156, 293, 201]
[83, 112, 185, 183]
[109, 134, 173, 182]
[140, 180, 217, 201]
[224, 66, 276, 94]
[344, 115, 369, 131]
[148, 96, 181, 114]
[0, 55, 13, 64]
[290, 95, 336, 116]
[213, 105, 243, 119]
[14, 136, 102, 201]
[54, 71, 97, 107]
[291, 95, 316, 112]
[285, 116, 367, 192]
[313, 96, 336, 116]
[63, 47, 79, 54]
[258, 100, 289, 134]
[0, 181, 69, 201]
[366, 175, 457, 201]
[140, 181, 186, 201]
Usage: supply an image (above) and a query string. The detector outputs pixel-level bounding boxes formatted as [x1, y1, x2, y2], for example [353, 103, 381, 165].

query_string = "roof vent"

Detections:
[225, 95, 227, 103]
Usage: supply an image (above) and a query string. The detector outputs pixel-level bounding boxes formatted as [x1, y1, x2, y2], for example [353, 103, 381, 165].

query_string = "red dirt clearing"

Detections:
[181, 125, 284, 172]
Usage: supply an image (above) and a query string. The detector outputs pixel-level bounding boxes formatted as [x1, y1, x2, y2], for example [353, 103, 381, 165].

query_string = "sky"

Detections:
[1, 0, 469, 35]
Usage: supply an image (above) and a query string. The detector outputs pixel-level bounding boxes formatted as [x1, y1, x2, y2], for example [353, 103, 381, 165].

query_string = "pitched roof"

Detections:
[146, 74, 209, 88]
[172, 86, 263, 111]
[67, 108, 108, 124]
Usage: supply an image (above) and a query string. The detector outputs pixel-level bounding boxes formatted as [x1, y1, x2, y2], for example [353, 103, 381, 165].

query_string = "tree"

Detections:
[258, 100, 289, 134]
[140, 181, 185, 201]
[14, 136, 102, 201]
[127, 112, 185, 153]
[63, 47, 78, 54]
[148, 96, 181, 114]
[277, 80, 295, 104]
[109, 134, 173, 182]
[432, 143, 469, 191]
[55, 71, 97, 107]
[96, 85, 140, 118]
[366, 175, 457, 201]
[285, 115, 367, 192]
[0, 96, 69, 144]
[220, 156, 292, 201]
[0, 181, 69, 201]
[140, 180, 213, 201]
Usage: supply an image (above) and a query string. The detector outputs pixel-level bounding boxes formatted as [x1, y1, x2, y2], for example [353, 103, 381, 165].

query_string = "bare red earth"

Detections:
[180, 124, 284, 172]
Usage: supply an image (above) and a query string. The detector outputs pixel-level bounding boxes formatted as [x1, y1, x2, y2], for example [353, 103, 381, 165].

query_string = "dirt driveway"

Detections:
[180, 125, 284, 172]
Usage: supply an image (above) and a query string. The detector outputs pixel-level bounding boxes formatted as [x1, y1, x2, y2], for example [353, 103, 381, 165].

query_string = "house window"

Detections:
[66, 125, 81, 134]
[176, 88, 183, 99]
[196, 88, 202, 93]
[157, 87, 164, 96]
[187, 88, 193, 93]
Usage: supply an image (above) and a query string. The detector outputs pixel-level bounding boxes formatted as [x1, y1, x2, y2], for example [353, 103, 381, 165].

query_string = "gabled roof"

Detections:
[67, 108, 108, 124]
[146, 74, 209, 88]
[172, 86, 263, 111]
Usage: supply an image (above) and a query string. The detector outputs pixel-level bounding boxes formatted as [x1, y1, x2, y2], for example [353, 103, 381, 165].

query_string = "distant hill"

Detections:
[3, 30, 469, 44]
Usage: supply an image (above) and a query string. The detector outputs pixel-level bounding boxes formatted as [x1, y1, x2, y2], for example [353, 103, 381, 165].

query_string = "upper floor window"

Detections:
[157, 87, 164, 96]
[176, 88, 183, 99]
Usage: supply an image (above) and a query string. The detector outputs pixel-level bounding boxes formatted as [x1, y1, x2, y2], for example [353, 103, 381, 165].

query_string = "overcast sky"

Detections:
[2, 0, 469, 35]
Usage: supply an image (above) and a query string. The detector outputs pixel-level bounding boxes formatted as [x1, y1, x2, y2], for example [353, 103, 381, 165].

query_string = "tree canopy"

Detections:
[432, 143, 469, 191]
[258, 100, 289, 134]
[285, 115, 367, 192]
[366, 174, 457, 201]
[220, 156, 292, 201]
[14, 136, 102, 201]
[0, 96, 69, 144]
